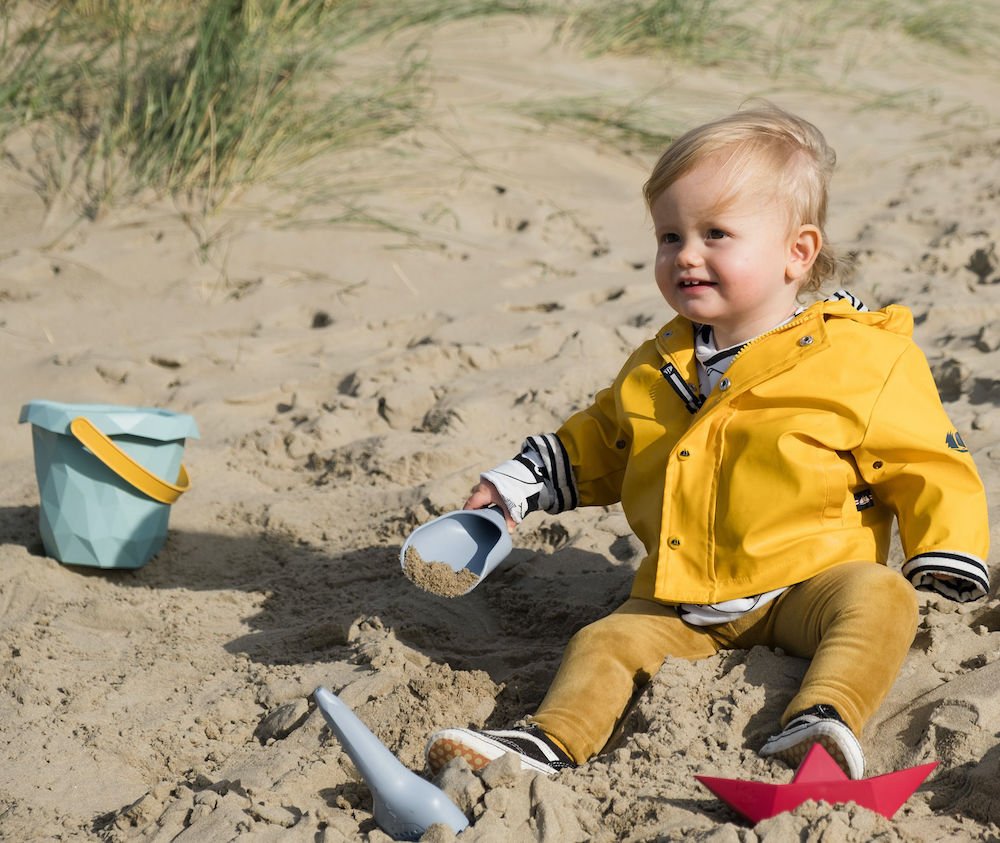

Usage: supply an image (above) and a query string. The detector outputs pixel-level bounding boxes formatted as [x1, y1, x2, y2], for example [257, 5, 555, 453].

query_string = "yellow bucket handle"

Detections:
[69, 416, 191, 505]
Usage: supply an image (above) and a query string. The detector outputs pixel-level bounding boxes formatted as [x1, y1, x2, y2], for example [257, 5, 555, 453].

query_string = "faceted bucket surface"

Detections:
[19, 401, 199, 569]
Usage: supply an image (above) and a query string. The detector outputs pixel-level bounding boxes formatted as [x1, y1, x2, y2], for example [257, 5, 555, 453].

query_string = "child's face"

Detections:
[650, 156, 819, 348]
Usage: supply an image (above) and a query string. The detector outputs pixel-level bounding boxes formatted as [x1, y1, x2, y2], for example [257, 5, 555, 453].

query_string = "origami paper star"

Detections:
[696, 744, 937, 823]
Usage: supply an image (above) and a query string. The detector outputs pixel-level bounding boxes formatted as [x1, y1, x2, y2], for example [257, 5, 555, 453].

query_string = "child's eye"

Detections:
[707, 228, 727, 240]
[660, 232, 679, 244]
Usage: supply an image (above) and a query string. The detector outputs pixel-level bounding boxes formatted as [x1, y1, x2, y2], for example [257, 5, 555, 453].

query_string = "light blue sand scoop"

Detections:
[399, 507, 512, 594]
[314, 687, 469, 840]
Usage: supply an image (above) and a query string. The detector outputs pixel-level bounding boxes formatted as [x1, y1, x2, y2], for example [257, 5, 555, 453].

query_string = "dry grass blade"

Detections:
[0, 0, 427, 211]
[516, 94, 679, 155]
[562, 0, 753, 63]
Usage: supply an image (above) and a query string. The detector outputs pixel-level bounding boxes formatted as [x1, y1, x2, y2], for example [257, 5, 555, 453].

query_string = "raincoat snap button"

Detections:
[873, 460, 884, 469]
[668, 536, 682, 548]
[678, 449, 691, 459]
[719, 378, 731, 391]
[798, 335, 814, 346]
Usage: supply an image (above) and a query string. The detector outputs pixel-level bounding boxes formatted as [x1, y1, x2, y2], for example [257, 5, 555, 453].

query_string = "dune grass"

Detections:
[563, 0, 1000, 66]
[0, 0, 544, 213]
[0, 6, 95, 130]
[0, 3, 374, 210]
[2, 0, 996, 215]
[515, 95, 680, 156]
[892, 2, 992, 55]
[562, 0, 753, 63]
[119, 1, 421, 205]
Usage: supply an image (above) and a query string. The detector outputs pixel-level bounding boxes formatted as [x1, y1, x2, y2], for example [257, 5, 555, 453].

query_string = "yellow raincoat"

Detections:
[556, 298, 990, 604]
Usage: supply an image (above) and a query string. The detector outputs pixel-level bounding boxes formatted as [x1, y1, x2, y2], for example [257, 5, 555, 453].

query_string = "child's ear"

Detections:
[786, 225, 821, 281]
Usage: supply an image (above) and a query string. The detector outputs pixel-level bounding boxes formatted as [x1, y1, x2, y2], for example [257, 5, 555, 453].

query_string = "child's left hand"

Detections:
[464, 480, 517, 531]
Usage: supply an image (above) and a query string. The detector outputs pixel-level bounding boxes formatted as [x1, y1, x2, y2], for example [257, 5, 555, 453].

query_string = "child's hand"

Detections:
[464, 480, 517, 531]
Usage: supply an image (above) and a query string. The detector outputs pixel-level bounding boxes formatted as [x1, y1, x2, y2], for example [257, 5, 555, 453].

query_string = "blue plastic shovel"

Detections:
[399, 507, 512, 594]
[314, 687, 469, 840]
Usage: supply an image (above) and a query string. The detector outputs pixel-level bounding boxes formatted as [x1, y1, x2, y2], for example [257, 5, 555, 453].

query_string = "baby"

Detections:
[425, 104, 990, 780]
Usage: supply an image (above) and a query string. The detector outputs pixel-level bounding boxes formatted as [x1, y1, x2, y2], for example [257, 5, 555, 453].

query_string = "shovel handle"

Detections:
[69, 416, 190, 504]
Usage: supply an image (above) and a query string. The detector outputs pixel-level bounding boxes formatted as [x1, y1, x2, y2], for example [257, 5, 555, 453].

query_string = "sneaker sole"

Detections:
[761, 720, 864, 779]
[770, 733, 851, 775]
[425, 729, 558, 777]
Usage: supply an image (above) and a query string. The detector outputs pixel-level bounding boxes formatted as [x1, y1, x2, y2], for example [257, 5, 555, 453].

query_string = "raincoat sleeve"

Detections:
[481, 433, 577, 523]
[854, 342, 990, 601]
[553, 381, 629, 508]
[480, 380, 628, 521]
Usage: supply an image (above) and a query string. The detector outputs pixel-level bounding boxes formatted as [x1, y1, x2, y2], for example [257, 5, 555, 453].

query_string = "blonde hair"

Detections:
[643, 104, 839, 292]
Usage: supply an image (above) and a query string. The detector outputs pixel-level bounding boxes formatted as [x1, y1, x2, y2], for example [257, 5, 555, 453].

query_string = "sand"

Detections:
[1, 8, 999, 842]
[402, 546, 481, 598]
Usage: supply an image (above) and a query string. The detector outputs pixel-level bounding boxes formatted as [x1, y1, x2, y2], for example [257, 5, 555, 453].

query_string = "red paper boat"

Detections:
[696, 744, 937, 823]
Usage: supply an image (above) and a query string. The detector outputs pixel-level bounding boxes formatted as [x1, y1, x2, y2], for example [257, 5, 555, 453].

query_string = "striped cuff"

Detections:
[902, 551, 990, 602]
[481, 434, 578, 524]
[524, 434, 577, 514]
[481, 452, 547, 524]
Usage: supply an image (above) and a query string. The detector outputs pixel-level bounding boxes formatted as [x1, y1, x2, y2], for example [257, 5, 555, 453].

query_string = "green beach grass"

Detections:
[515, 94, 681, 155]
[1, 1, 427, 212]
[0, 0, 544, 212]
[563, 0, 999, 63]
[2, 0, 997, 214]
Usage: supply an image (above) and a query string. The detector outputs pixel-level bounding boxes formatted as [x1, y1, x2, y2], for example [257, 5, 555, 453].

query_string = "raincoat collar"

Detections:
[651, 290, 914, 413]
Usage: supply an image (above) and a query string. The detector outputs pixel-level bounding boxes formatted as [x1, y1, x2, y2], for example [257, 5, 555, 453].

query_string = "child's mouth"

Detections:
[679, 280, 714, 288]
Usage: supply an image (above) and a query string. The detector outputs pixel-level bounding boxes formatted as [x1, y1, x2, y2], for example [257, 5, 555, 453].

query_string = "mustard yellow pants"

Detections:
[529, 561, 918, 764]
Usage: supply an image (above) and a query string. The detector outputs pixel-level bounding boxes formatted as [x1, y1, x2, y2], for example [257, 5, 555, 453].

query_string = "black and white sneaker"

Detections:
[425, 725, 576, 777]
[759, 704, 865, 780]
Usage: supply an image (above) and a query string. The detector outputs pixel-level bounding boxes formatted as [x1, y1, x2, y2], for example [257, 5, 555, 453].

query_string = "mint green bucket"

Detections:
[19, 401, 200, 569]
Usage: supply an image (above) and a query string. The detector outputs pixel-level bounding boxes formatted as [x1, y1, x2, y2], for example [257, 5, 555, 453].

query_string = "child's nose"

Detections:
[675, 242, 703, 267]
